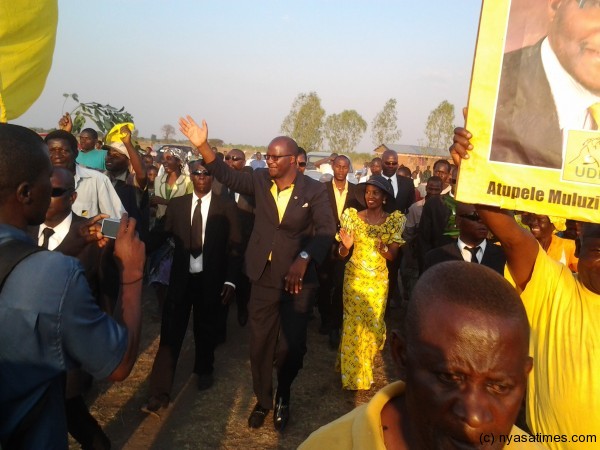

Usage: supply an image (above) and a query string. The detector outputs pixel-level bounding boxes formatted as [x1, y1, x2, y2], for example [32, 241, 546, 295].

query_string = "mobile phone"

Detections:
[101, 218, 121, 239]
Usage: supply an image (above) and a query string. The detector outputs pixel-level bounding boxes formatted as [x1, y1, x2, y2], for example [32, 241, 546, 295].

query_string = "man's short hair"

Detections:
[397, 166, 411, 178]
[0, 124, 50, 202]
[405, 261, 529, 343]
[433, 159, 451, 172]
[333, 155, 350, 165]
[80, 128, 98, 140]
[44, 130, 79, 157]
[427, 175, 442, 186]
[297, 147, 307, 159]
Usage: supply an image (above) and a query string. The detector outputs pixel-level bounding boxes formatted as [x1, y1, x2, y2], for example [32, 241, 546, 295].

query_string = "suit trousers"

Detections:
[317, 257, 345, 331]
[249, 263, 314, 409]
[149, 271, 225, 399]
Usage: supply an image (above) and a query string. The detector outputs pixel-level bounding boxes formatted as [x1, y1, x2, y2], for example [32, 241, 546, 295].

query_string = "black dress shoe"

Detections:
[248, 403, 269, 429]
[273, 397, 290, 432]
[141, 394, 169, 415]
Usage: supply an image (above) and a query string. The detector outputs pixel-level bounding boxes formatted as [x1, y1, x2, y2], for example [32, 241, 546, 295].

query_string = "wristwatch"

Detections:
[299, 251, 310, 260]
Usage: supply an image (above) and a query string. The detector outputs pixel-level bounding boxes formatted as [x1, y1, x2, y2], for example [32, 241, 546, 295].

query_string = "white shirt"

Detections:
[189, 191, 212, 274]
[73, 164, 125, 219]
[383, 175, 398, 197]
[38, 213, 72, 251]
[542, 37, 600, 130]
[457, 237, 487, 263]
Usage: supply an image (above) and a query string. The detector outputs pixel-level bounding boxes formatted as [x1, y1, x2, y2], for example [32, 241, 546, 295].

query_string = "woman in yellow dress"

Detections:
[337, 176, 406, 390]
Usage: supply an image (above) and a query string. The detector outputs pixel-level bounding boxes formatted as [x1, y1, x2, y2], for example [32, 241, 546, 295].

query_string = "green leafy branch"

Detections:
[62, 93, 134, 135]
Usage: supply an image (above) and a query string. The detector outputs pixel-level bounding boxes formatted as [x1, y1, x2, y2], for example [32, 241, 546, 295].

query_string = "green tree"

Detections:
[371, 98, 402, 146]
[62, 93, 134, 135]
[280, 92, 325, 152]
[424, 100, 455, 149]
[161, 124, 176, 140]
[324, 110, 367, 153]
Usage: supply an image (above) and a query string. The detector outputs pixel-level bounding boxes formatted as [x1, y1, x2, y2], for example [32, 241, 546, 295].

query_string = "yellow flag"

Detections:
[0, 0, 58, 122]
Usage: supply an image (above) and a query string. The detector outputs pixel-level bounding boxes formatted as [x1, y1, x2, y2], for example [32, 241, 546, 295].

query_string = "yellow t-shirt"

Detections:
[547, 234, 578, 273]
[299, 381, 546, 450]
[521, 244, 599, 450]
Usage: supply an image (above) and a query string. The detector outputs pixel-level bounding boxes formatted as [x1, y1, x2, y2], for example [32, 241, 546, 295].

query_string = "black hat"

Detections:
[355, 174, 395, 207]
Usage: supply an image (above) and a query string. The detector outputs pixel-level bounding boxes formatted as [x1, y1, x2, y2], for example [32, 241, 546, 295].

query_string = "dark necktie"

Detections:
[465, 246, 480, 263]
[191, 198, 203, 258]
[41, 227, 55, 249]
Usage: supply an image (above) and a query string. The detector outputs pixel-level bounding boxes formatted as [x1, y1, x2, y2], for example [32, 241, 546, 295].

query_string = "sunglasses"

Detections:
[191, 170, 210, 177]
[51, 187, 74, 197]
[225, 156, 244, 161]
[298, 162, 307, 167]
[384, 161, 398, 166]
[265, 154, 293, 162]
[458, 212, 481, 222]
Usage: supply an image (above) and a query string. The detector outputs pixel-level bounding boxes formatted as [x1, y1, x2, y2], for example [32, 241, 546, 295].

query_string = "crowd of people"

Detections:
[0, 110, 597, 449]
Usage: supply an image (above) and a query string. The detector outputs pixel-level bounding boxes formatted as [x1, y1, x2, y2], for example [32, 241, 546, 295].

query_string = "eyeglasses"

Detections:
[298, 162, 307, 167]
[579, 0, 600, 9]
[384, 161, 398, 166]
[265, 154, 293, 162]
[191, 170, 210, 177]
[458, 212, 481, 222]
[51, 187, 74, 197]
[225, 156, 244, 161]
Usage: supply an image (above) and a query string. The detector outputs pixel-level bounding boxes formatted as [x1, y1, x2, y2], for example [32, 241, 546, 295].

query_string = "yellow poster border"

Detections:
[457, 0, 600, 223]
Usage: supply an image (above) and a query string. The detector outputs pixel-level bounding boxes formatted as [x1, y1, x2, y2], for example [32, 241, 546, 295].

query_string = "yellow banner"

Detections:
[0, 0, 58, 122]
[458, 0, 600, 223]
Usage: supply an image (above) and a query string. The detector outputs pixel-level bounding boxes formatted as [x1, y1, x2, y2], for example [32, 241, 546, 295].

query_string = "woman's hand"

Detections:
[339, 228, 354, 250]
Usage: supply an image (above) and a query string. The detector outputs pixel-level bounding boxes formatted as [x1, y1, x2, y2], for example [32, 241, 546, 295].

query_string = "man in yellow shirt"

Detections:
[301, 262, 546, 450]
[451, 127, 600, 450]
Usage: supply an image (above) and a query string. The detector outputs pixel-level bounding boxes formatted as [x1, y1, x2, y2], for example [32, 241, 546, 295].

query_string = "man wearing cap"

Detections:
[104, 126, 149, 239]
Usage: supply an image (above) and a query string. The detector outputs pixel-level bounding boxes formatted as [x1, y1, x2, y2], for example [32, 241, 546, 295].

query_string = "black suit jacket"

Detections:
[491, 40, 563, 169]
[383, 175, 415, 214]
[423, 239, 507, 275]
[206, 157, 336, 289]
[162, 192, 243, 301]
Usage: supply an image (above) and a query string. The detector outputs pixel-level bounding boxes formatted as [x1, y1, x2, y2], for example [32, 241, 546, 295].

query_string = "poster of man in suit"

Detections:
[456, 0, 600, 223]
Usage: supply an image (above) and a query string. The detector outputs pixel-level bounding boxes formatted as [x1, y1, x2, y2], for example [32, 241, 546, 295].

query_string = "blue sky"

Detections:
[14, 0, 482, 152]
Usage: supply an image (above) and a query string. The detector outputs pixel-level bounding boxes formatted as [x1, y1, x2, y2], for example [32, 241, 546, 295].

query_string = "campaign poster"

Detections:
[457, 0, 600, 223]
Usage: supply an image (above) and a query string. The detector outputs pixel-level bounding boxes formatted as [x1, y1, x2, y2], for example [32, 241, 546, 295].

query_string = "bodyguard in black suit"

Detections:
[424, 202, 506, 275]
[144, 160, 242, 412]
[317, 155, 361, 347]
[179, 116, 336, 432]
[379, 150, 415, 304]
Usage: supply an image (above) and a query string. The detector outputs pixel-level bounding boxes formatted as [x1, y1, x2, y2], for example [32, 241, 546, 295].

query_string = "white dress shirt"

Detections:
[38, 212, 72, 251]
[189, 191, 212, 274]
[457, 237, 487, 263]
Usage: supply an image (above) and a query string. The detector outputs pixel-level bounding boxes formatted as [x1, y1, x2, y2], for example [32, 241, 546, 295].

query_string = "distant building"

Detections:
[373, 144, 449, 170]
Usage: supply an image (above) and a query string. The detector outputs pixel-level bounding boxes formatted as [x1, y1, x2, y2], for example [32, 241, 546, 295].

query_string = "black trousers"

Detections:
[149, 272, 225, 398]
[249, 263, 314, 409]
[317, 257, 345, 331]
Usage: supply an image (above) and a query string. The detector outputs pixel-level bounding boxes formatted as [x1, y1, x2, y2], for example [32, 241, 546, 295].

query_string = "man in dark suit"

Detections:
[424, 202, 506, 274]
[143, 159, 242, 414]
[179, 116, 336, 432]
[224, 148, 256, 327]
[379, 149, 416, 305]
[491, 1, 600, 169]
[317, 155, 361, 348]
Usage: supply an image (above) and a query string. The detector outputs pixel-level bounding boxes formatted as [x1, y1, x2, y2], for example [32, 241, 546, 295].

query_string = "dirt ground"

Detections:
[71, 285, 403, 450]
